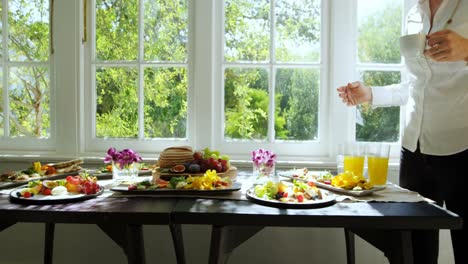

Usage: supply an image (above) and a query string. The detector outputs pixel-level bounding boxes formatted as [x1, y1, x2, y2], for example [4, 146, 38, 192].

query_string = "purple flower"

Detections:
[251, 148, 277, 167]
[104, 147, 142, 170]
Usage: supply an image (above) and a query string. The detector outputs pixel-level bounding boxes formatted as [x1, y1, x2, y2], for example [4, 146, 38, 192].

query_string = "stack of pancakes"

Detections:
[157, 146, 194, 168]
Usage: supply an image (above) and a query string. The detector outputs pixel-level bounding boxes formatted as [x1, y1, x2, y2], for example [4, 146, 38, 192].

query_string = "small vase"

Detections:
[253, 162, 276, 185]
[112, 162, 139, 183]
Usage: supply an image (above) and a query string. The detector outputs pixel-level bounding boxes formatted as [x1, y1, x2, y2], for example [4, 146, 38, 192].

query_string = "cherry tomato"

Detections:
[296, 194, 304, 203]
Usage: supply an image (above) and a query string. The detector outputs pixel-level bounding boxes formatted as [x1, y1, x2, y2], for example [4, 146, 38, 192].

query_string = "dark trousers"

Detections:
[400, 146, 466, 264]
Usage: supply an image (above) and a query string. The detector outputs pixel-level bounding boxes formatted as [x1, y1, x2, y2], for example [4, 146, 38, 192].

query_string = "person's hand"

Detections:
[336, 81, 372, 106]
[425, 29, 468, 62]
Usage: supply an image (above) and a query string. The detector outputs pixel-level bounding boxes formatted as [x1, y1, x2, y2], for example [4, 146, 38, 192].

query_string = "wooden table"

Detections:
[0, 186, 463, 264]
[172, 199, 462, 264]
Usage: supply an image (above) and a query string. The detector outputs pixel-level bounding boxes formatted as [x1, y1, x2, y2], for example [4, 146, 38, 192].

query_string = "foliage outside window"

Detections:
[0, 0, 51, 138]
[223, 0, 321, 142]
[355, 0, 403, 143]
[93, 0, 188, 139]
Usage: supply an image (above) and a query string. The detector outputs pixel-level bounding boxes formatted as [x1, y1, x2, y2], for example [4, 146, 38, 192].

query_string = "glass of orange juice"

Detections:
[338, 142, 365, 176]
[366, 143, 390, 186]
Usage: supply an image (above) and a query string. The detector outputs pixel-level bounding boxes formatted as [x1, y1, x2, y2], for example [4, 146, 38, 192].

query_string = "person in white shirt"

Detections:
[337, 0, 467, 263]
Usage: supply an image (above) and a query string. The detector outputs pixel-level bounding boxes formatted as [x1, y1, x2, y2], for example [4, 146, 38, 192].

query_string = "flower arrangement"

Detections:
[104, 147, 142, 170]
[251, 148, 277, 179]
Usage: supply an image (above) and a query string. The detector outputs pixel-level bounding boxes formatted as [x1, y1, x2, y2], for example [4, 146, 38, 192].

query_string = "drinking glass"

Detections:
[366, 143, 390, 186]
[337, 142, 365, 176]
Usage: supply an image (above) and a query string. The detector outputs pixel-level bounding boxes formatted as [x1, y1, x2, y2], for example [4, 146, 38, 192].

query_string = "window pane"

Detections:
[224, 68, 269, 140]
[144, 0, 188, 62]
[144, 67, 187, 138]
[96, 0, 138, 61]
[357, 0, 402, 64]
[0, 69, 3, 136]
[356, 71, 400, 142]
[8, 0, 50, 62]
[96, 67, 138, 138]
[275, 0, 321, 63]
[275, 68, 319, 140]
[225, 0, 270, 62]
[9, 66, 50, 137]
[0, 2, 3, 59]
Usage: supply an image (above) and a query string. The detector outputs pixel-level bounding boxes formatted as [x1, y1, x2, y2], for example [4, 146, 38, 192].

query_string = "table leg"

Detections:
[44, 223, 55, 264]
[170, 224, 186, 264]
[344, 228, 355, 264]
[209, 226, 264, 264]
[350, 229, 413, 264]
[98, 223, 146, 264]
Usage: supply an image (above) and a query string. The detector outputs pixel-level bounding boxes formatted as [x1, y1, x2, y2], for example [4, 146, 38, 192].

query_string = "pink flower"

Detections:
[251, 148, 277, 167]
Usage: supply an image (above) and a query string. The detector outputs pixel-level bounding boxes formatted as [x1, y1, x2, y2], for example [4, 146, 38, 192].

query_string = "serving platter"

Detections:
[111, 181, 242, 195]
[278, 170, 385, 197]
[9, 186, 104, 205]
[309, 182, 386, 197]
[245, 188, 336, 209]
[0, 170, 81, 190]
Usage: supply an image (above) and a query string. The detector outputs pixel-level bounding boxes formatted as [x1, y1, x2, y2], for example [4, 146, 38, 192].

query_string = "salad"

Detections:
[15, 173, 101, 198]
[252, 180, 324, 203]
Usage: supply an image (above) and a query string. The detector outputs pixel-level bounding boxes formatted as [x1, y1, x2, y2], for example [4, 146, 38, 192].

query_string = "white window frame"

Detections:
[213, 0, 331, 161]
[0, 0, 417, 164]
[82, 0, 194, 155]
[0, 0, 55, 152]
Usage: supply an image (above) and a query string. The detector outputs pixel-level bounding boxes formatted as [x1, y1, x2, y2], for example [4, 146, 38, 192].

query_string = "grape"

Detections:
[220, 155, 230, 161]
[265, 181, 279, 197]
[254, 185, 266, 197]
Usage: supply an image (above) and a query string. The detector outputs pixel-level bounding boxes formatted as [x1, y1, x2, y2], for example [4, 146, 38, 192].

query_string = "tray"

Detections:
[111, 182, 242, 195]
[311, 182, 386, 197]
[9, 186, 104, 205]
[245, 188, 336, 209]
[0, 170, 81, 190]
[278, 170, 385, 197]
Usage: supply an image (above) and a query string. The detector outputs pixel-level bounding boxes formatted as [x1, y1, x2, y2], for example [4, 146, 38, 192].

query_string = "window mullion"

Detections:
[2, 0, 10, 137]
[138, 0, 145, 139]
[269, 0, 276, 142]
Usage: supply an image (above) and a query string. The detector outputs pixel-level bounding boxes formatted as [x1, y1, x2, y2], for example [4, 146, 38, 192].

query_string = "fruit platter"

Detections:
[152, 146, 237, 181]
[246, 180, 336, 208]
[278, 168, 385, 197]
[9, 173, 103, 205]
[0, 159, 83, 189]
[112, 169, 241, 195]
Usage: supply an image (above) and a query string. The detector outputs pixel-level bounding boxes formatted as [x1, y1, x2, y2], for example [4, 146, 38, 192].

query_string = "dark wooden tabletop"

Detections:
[172, 199, 462, 230]
[0, 192, 462, 230]
[0, 196, 177, 225]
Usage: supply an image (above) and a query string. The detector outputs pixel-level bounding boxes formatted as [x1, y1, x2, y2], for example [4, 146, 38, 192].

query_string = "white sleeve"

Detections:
[371, 80, 410, 107]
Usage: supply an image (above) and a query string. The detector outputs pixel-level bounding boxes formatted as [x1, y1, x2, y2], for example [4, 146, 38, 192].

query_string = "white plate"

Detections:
[245, 187, 336, 209]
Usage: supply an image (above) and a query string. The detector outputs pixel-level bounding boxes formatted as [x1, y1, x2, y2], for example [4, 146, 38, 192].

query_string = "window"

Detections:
[85, 0, 189, 152]
[0, 0, 416, 162]
[218, 0, 328, 158]
[355, 0, 404, 143]
[0, 0, 52, 150]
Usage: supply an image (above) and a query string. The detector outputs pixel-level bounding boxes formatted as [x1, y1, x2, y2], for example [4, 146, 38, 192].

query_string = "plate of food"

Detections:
[279, 168, 385, 197]
[246, 180, 336, 209]
[9, 175, 103, 205]
[0, 159, 83, 189]
[111, 169, 241, 195]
